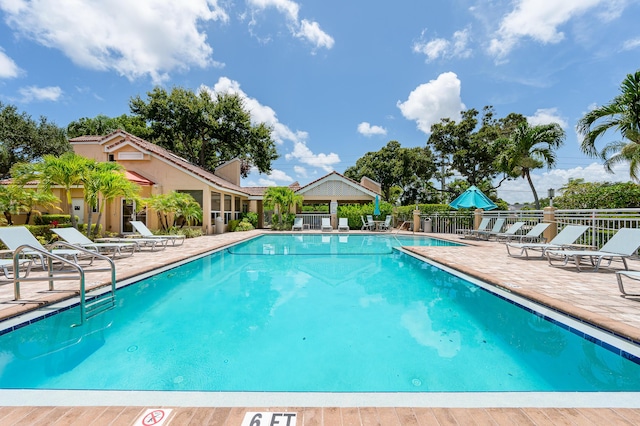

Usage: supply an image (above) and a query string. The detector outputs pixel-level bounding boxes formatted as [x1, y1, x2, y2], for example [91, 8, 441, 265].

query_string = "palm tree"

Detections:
[38, 152, 94, 229]
[83, 162, 127, 237]
[93, 171, 141, 237]
[498, 122, 565, 209]
[143, 191, 202, 231]
[578, 70, 640, 179]
[263, 186, 303, 230]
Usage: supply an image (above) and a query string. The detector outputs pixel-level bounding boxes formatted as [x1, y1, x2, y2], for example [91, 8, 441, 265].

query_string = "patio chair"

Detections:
[292, 217, 304, 231]
[321, 218, 333, 232]
[378, 215, 392, 232]
[366, 215, 376, 230]
[0, 258, 33, 279]
[470, 218, 506, 240]
[0, 226, 88, 270]
[52, 227, 136, 259]
[492, 222, 526, 242]
[360, 216, 373, 231]
[130, 221, 185, 246]
[616, 270, 640, 297]
[338, 218, 350, 232]
[505, 225, 589, 258]
[498, 222, 550, 243]
[457, 217, 491, 239]
[546, 228, 640, 272]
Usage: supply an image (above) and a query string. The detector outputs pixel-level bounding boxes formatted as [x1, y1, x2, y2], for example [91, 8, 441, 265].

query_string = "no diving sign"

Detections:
[134, 408, 173, 426]
[241, 412, 297, 426]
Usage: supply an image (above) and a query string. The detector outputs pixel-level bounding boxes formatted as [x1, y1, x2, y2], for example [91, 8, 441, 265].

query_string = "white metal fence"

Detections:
[420, 208, 640, 248]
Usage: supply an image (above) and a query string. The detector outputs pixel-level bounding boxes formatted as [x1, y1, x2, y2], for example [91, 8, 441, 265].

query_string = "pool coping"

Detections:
[2, 389, 640, 408]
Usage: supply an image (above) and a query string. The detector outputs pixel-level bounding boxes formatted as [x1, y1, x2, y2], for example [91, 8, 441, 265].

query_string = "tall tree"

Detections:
[129, 87, 279, 177]
[0, 102, 71, 178]
[428, 107, 510, 189]
[578, 70, 640, 180]
[67, 114, 151, 139]
[497, 122, 565, 209]
[343, 140, 435, 203]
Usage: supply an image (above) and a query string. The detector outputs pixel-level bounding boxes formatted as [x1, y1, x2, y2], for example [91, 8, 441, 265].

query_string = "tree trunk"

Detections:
[3, 211, 12, 226]
[525, 170, 540, 209]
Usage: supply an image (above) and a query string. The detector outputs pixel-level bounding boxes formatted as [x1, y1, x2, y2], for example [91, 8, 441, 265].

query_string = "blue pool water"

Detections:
[1, 234, 639, 392]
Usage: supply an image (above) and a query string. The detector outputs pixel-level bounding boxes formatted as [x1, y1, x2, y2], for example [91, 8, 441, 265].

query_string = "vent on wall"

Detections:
[117, 152, 144, 160]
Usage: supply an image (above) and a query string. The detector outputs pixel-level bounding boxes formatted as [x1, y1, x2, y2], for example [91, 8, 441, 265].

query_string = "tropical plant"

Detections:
[578, 70, 640, 180]
[143, 191, 203, 231]
[0, 185, 61, 225]
[91, 169, 141, 237]
[497, 122, 565, 209]
[23, 152, 93, 229]
[263, 186, 303, 230]
[234, 218, 255, 231]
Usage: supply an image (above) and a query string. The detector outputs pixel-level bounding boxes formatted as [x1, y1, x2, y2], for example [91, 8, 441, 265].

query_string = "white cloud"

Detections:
[622, 38, 640, 51]
[488, 0, 602, 60]
[18, 85, 62, 102]
[497, 162, 630, 203]
[247, 0, 334, 50]
[0, 0, 228, 84]
[0, 47, 21, 78]
[265, 169, 294, 183]
[397, 72, 465, 134]
[285, 140, 340, 172]
[357, 122, 387, 137]
[293, 165, 308, 178]
[203, 77, 340, 172]
[526, 108, 568, 129]
[203, 77, 308, 145]
[413, 29, 472, 62]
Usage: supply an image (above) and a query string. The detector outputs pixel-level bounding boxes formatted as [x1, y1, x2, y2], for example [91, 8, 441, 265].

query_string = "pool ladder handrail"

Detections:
[10, 242, 117, 326]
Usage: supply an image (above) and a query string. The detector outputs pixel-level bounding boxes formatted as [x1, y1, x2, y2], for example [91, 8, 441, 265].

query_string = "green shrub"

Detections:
[35, 214, 74, 226]
[178, 227, 203, 238]
[234, 218, 255, 231]
[241, 212, 259, 228]
[228, 219, 240, 232]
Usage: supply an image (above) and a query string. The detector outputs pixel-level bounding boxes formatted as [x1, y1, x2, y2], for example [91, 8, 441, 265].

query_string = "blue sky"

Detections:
[0, 0, 639, 203]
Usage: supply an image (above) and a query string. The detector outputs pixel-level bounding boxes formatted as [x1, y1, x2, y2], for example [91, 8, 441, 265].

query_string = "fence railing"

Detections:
[295, 213, 331, 230]
[419, 208, 640, 248]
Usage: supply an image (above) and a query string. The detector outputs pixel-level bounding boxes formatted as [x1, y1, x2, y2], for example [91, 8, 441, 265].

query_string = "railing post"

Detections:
[543, 206, 557, 242]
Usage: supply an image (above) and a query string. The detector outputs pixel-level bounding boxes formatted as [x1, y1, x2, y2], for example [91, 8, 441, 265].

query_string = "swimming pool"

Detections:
[1, 234, 639, 392]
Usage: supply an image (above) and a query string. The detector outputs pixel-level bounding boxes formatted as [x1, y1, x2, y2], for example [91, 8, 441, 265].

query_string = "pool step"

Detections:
[85, 293, 116, 320]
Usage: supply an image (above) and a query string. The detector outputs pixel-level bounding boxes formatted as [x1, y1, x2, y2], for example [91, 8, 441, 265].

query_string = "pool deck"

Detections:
[1, 230, 640, 425]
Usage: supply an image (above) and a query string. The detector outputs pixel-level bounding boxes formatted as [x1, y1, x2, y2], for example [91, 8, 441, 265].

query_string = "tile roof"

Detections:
[75, 130, 250, 196]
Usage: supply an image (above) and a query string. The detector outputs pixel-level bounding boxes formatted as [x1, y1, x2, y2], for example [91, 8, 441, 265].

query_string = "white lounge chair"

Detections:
[616, 270, 640, 297]
[492, 222, 526, 242]
[366, 215, 376, 231]
[292, 217, 304, 231]
[470, 218, 506, 240]
[458, 217, 491, 238]
[506, 225, 589, 258]
[0, 226, 88, 270]
[321, 218, 333, 232]
[498, 222, 550, 243]
[130, 221, 185, 246]
[53, 228, 136, 259]
[0, 258, 33, 279]
[546, 228, 640, 272]
[338, 218, 349, 232]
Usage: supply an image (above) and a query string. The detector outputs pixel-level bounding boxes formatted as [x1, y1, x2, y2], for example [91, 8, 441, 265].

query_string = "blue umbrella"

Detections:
[449, 185, 497, 210]
[374, 195, 380, 215]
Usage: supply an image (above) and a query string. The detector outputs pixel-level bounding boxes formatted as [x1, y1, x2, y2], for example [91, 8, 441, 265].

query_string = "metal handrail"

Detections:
[11, 242, 117, 325]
